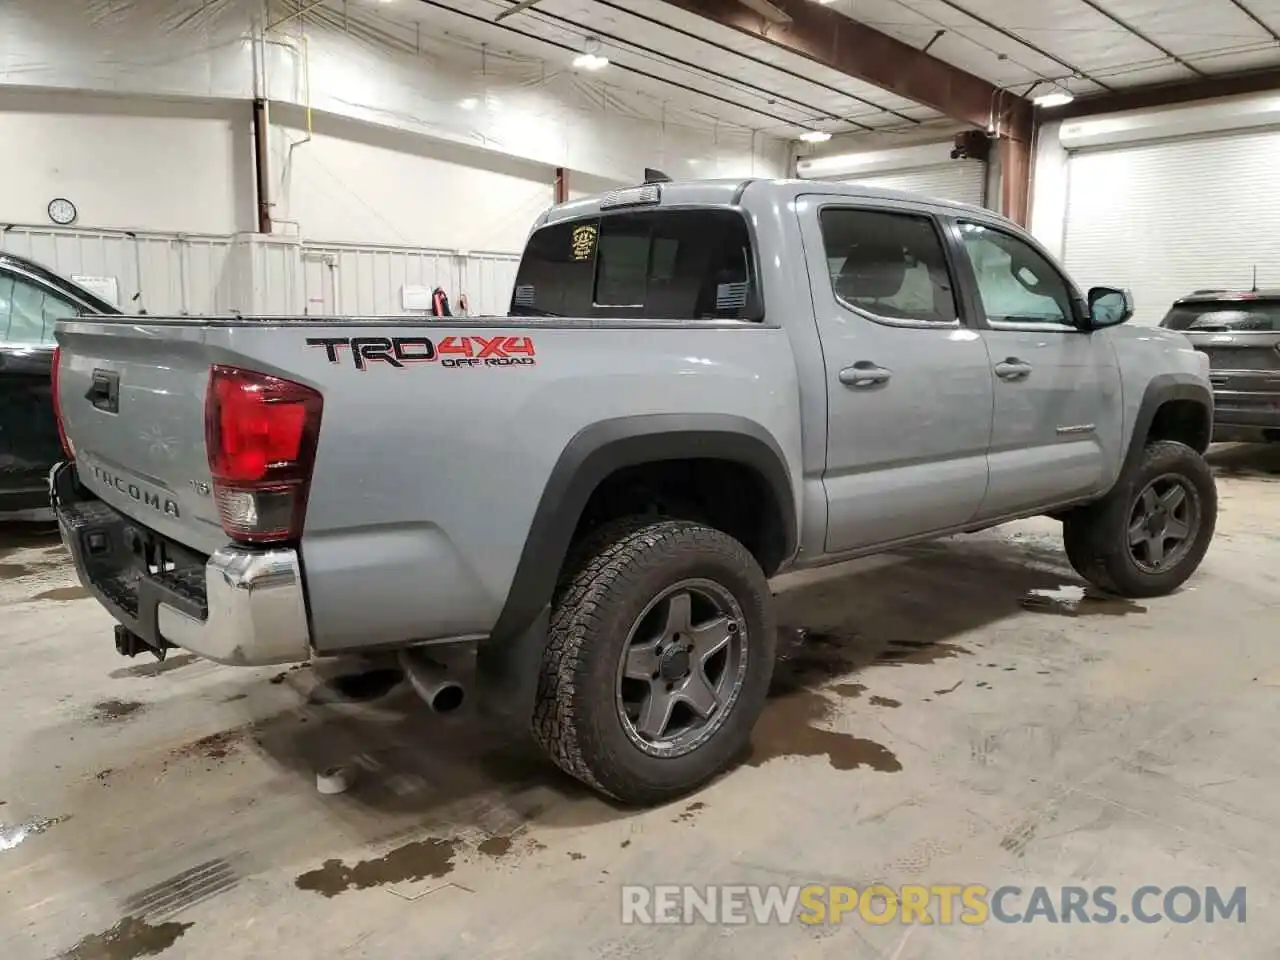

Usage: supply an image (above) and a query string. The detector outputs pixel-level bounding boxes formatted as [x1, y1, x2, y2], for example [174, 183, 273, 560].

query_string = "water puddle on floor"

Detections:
[0, 814, 67, 852]
[294, 836, 458, 897]
[57, 915, 193, 960]
[1020, 586, 1147, 618]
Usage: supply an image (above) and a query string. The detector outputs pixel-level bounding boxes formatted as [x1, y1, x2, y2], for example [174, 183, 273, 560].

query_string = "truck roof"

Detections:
[539, 177, 1016, 230]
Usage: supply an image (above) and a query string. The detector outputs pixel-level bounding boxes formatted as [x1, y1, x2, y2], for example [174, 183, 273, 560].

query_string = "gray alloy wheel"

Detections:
[614, 578, 749, 758]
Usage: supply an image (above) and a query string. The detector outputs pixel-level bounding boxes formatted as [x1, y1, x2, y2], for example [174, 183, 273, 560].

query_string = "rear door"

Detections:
[796, 196, 994, 553]
[1162, 300, 1280, 430]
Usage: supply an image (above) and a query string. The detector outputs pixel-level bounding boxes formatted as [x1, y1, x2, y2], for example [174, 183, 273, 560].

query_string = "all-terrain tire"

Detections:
[531, 517, 775, 805]
[1062, 440, 1217, 598]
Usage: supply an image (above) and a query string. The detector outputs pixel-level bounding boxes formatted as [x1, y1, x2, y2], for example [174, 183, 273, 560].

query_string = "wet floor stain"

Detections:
[933, 681, 963, 696]
[57, 915, 193, 960]
[747, 688, 901, 773]
[91, 699, 145, 723]
[1, 814, 67, 851]
[673, 801, 706, 823]
[869, 696, 901, 708]
[833, 682, 867, 698]
[1020, 586, 1147, 618]
[620, 839, 632, 849]
[169, 729, 245, 764]
[221, 693, 249, 703]
[109, 653, 200, 680]
[29, 585, 90, 602]
[295, 837, 457, 897]
[476, 834, 514, 858]
[876, 637, 973, 666]
[568, 851, 586, 860]
[269, 664, 309, 685]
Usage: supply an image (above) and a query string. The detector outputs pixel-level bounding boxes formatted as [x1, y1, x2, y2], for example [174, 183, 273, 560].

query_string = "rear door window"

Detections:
[1161, 301, 1280, 332]
[511, 209, 757, 320]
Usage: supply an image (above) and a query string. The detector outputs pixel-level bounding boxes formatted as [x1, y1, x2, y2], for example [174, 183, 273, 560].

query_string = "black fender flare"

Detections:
[1120, 373, 1213, 479]
[490, 413, 796, 642]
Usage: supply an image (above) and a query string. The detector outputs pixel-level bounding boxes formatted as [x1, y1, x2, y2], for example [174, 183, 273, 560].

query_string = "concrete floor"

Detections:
[3, 444, 1280, 960]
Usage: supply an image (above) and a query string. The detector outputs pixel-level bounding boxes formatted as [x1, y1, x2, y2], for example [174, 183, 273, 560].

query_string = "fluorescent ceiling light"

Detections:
[799, 130, 833, 143]
[459, 98, 478, 110]
[1034, 91, 1074, 108]
[572, 52, 609, 70]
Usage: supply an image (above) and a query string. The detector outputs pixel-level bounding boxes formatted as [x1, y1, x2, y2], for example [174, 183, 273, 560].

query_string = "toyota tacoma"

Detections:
[50, 179, 1216, 805]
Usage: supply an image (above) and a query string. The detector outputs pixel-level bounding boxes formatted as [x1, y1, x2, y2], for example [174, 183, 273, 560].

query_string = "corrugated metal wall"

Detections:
[1, 226, 521, 318]
[0, 226, 235, 315]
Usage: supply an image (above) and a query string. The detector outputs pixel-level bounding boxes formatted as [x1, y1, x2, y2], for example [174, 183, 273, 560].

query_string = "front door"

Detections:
[946, 219, 1121, 520]
[797, 197, 995, 555]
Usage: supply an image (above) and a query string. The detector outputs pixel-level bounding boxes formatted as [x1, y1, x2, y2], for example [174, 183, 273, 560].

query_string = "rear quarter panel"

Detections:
[263, 321, 803, 651]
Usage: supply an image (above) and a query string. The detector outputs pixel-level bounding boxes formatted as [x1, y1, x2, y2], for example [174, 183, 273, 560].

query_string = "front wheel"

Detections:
[532, 517, 775, 805]
[1063, 440, 1217, 598]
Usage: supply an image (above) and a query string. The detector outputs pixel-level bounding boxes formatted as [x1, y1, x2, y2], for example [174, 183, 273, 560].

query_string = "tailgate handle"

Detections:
[87, 369, 120, 413]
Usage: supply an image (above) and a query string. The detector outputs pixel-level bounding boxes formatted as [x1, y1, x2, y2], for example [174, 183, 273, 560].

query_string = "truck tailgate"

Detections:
[57, 319, 229, 556]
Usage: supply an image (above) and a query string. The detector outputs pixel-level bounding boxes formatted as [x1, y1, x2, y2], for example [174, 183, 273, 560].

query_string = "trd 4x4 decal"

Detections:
[306, 335, 537, 370]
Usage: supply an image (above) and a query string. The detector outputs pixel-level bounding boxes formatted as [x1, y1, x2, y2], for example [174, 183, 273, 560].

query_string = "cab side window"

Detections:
[958, 222, 1074, 326]
[0, 272, 78, 345]
[819, 208, 958, 325]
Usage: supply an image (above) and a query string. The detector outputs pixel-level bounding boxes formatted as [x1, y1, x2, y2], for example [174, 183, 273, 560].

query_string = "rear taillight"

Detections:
[204, 365, 322, 544]
[51, 345, 74, 459]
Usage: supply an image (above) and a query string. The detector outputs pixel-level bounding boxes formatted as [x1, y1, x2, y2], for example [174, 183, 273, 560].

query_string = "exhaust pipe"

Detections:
[399, 649, 465, 714]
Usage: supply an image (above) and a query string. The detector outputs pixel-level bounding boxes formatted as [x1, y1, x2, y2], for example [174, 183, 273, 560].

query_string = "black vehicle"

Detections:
[1161, 289, 1280, 443]
[0, 252, 120, 511]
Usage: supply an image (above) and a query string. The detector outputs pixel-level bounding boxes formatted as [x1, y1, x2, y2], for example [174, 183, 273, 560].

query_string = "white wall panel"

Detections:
[1062, 128, 1280, 326]
[0, 89, 252, 235]
[0, 226, 235, 316]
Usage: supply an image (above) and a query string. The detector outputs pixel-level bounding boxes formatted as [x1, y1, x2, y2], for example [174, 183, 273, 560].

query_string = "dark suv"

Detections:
[1161, 290, 1280, 443]
[0, 252, 120, 511]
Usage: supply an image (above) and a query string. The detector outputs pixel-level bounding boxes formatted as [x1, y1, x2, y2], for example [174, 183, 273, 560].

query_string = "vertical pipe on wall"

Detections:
[253, 98, 273, 234]
[554, 167, 568, 204]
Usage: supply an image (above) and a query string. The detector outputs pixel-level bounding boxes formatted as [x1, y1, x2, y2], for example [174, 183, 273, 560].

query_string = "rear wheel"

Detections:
[532, 517, 775, 805]
[1063, 440, 1216, 598]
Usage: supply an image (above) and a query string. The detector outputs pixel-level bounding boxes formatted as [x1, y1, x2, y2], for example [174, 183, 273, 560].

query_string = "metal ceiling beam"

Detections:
[659, 0, 1033, 139]
[1041, 66, 1280, 119]
[590, 0, 920, 124]
[1074, 0, 1207, 78]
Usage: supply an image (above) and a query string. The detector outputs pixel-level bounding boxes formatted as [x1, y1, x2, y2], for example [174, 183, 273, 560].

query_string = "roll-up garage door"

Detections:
[1063, 127, 1280, 326]
[842, 159, 987, 207]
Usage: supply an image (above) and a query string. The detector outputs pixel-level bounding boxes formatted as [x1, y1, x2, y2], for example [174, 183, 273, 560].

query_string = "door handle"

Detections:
[994, 358, 1032, 381]
[839, 361, 892, 388]
[87, 369, 120, 413]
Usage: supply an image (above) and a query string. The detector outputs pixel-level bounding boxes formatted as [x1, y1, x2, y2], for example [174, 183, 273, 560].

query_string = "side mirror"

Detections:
[1087, 286, 1134, 329]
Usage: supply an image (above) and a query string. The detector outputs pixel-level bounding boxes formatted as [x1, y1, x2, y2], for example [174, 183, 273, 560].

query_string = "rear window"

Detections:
[510, 209, 757, 320]
[1161, 301, 1280, 332]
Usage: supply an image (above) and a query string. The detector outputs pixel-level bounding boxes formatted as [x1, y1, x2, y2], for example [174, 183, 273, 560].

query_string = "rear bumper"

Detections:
[1210, 387, 1280, 438]
[50, 461, 312, 666]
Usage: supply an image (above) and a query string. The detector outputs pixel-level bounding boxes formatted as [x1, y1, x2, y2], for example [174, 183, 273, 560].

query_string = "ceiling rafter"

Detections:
[589, 0, 922, 125]
[488, 0, 880, 130]
[408, 0, 817, 131]
[927, 0, 1116, 92]
[1074, 0, 1207, 78]
[1227, 0, 1280, 44]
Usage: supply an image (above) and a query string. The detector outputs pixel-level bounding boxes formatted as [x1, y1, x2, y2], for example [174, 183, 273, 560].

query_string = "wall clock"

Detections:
[48, 198, 77, 225]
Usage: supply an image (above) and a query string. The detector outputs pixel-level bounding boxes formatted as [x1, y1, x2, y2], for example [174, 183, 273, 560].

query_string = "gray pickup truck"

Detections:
[50, 179, 1216, 805]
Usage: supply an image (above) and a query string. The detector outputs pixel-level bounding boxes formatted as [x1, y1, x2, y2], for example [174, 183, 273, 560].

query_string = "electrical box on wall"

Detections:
[71, 275, 120, 306]
[951, 130, 992, 162]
